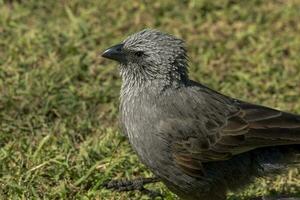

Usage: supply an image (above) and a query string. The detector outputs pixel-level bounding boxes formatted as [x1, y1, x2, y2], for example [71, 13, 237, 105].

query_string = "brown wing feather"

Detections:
[162, 101, 300, 177]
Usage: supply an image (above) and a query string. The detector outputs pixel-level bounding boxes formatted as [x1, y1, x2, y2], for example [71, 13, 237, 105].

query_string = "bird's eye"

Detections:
[135, 51, 144, 57]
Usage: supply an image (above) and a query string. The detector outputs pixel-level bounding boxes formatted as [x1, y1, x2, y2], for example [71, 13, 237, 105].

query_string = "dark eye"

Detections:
[135, 51, 144, 57]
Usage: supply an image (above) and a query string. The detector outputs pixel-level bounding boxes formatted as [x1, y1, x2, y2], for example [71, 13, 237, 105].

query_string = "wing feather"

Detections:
[159, 99, 300, 178]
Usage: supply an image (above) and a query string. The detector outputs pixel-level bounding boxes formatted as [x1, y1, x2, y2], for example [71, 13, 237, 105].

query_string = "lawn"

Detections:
[0, 0, 300, 199]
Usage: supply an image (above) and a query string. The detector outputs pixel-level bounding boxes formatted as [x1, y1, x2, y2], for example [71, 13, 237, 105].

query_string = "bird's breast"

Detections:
[120, 92, 156, 141]
[120, 90, 170, 164]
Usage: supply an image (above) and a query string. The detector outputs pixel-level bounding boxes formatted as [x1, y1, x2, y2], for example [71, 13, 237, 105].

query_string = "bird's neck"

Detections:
[120, 77, 162, 101]
[120, 73, 189, 98]
[119, 63, 189, 99]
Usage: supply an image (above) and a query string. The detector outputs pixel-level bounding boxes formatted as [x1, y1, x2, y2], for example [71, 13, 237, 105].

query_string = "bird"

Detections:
[101, 29, 300, 200]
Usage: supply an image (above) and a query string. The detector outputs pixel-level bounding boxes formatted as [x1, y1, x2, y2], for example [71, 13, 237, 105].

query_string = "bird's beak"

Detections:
[101, 43, 126, 63]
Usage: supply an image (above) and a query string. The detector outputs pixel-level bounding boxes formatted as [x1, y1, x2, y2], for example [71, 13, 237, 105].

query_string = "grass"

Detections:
[0, 0, 300, 199]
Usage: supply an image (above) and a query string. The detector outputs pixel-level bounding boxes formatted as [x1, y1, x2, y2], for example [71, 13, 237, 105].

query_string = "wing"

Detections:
[158, 91, 300, 178]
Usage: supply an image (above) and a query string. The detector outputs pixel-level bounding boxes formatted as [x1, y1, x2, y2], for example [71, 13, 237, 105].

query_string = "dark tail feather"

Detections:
[238, 101, 300, 147]
[246, 127, 300, 145]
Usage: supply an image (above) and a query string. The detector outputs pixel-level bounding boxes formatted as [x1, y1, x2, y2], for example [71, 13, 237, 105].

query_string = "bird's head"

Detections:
[102, 29, 189, 86]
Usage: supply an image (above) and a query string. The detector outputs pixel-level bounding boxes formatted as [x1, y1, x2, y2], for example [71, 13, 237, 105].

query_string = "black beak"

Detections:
[102, 43, 126, 63]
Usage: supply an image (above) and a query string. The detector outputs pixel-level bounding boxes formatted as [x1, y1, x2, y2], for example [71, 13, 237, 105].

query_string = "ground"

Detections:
[0, 0, 300, 199]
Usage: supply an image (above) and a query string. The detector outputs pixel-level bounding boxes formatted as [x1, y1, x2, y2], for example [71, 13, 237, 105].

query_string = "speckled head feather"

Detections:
[120, 29, 189, 86]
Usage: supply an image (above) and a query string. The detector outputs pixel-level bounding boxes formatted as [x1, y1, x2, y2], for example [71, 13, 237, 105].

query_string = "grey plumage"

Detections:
[102, 29, 300, 200]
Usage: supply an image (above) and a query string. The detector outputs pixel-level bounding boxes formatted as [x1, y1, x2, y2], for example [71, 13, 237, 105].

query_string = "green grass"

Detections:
[1, 0, 300, 199]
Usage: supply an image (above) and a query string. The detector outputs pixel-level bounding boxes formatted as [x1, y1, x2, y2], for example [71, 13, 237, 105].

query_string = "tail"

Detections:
[236, 101, 300, 147]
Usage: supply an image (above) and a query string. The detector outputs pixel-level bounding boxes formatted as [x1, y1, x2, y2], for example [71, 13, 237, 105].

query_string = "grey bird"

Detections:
[101, 29, 300, 200]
